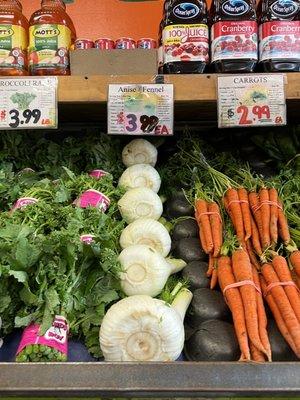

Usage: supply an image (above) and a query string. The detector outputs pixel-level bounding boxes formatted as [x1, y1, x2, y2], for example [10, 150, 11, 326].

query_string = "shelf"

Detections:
[1, 362, 300, 397]
[57, 73, 300, 124]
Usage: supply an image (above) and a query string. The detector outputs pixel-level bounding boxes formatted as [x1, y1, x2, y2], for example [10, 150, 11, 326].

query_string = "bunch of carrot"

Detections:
[195, 198, 222, 290]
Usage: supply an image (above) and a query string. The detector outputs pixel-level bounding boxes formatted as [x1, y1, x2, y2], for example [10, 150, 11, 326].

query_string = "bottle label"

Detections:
[211, 21, 258, 62]
[29, 24, 72, 70]
[0, 25, 27, 71]
[259, 21, 300, 61]
[163, 24, 209, 64]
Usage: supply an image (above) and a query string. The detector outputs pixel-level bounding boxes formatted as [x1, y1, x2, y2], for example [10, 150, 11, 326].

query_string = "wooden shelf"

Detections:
[57, 73, 300, 124]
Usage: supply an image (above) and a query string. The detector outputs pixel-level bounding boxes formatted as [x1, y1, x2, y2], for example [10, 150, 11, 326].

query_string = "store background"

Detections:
[22, 0, 164, 41]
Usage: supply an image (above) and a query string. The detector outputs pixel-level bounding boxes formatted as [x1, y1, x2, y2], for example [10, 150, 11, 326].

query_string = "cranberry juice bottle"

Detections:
[210, 0, 258, 72]
[259, 0, 300, 72]
[162, 0, 209, 74]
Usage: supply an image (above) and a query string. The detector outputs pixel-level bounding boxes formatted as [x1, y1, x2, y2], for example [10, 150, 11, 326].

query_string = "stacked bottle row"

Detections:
[0, 0, 75, 76]
[159, 0, 300, 73]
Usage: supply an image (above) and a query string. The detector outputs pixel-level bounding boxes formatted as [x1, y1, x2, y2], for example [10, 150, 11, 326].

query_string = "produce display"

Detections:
[0, 126, 299, 364]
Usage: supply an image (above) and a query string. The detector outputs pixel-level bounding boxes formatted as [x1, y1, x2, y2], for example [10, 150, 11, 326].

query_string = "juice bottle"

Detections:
[210, 0, 258, 72]
[162, 0, 209, 74]
[29, 0, 76, 76]
[0, 0, 28, 76]
[259, 0, 300, 72]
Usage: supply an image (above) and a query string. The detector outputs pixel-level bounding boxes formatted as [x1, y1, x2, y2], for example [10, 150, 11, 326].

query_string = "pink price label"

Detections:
[11, 197, 38, 212]
[80, 234, 95, 244]
[74, 190, 110, 212]
[16, 316, 69, 356]
[89, 170, 108, 179]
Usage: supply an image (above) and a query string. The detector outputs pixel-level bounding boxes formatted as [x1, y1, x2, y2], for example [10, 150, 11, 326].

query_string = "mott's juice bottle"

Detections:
[162, 0, 209, 74]
[29, 0, 76, 76]
[259, 0, 300, 71]
[210, 0, 258, 72]
[0, 0, 28, 76]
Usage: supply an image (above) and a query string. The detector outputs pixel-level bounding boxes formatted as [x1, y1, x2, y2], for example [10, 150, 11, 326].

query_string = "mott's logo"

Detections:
[221, 0, 250, 15]
[173, 3, 200, 18]
[270, 0, 299, 17]
[33, 27, 60, 38]
[0, 26, 14, 37]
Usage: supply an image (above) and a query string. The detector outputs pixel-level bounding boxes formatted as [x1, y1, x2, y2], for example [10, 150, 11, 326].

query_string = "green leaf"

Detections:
[15, 314, 36, 328]
[45, 288, 60, 311]
[8, 270, 28, 283]
[20, 286, 38, 305]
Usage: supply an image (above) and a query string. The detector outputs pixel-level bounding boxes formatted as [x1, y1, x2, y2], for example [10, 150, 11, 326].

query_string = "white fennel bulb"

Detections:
[119, 164, 161, 193]
[120, 218, 171, 257]
[99, 289, 193, 362]
[122, 139, 158, 167]
[118, 188, 163, 224]
[118, 245, 186, 297]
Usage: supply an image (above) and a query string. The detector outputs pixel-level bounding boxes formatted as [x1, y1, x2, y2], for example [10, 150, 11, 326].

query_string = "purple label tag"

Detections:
[74, 190, 110, 212]
[89, 170, 108, 179]
[11, 197, 38, 212]
[80, 234, 95, 245]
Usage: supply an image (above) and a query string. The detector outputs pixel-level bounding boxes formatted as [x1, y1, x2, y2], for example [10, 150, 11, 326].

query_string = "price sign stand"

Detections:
[217, 74, 286, 129]
[0, 77, 58, 130]
[108, 83, 174, 136]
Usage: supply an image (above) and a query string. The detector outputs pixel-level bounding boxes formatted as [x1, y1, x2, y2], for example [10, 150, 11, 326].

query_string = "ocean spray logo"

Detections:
[173, 3, 200, 19]
[270, 0, 299, 17]
[221, 0, 250, 15]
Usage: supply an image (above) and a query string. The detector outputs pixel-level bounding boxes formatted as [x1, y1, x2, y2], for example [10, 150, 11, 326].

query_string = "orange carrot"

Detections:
[208, 202, 223, 258]
[226, 188, 245, 244]
[199, 222, 209, 255]
[210, 264, 218, 290]
[278, 200, 291, 245]
[272, 255, 300, 324]
[246, 240, 260, 272]
[259, 188, 271, 250]
[290, 250, 300, 280]
[207, 253, 214, 277]
[195, 199, 214, 254]
[261, 263, 300, 353]
[238, 188, 252, 241]
[232, 249, 268, 357]
[260, 275, 300, 358]
[250, 215, 262, 256]
[252, 266, 272, 361]
[249, 192, 264, 246]
[218, 255, 251, 361]
[269, 188, 279, 246]
[250, 342, 266, 362]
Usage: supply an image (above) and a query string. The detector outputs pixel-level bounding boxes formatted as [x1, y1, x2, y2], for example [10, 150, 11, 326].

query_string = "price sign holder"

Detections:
[0, 77, 58, 130]
[108, 83, 174, 136]
[217, 74, 286, 129]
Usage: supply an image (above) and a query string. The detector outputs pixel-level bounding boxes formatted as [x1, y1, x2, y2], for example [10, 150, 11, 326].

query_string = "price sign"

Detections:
[108, 83, 174, 136]
[217, 74, 286, 128]
[0, 77, 58, 130]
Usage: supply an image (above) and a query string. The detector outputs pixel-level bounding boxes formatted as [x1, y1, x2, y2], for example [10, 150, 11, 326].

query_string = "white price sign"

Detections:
[217, 74, 286, 129]
[0, 77, 58, 130]
[108, 83, 174, 136]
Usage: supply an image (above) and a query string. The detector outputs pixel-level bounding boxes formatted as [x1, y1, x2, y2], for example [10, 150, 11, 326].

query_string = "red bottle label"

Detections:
[211, 21, 258, 62]
[259, 21, 300, 61]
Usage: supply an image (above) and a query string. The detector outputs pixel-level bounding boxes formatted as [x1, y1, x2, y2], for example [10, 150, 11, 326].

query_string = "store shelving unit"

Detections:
[57, 73, 300, 124]
[1, 73, 300, 398]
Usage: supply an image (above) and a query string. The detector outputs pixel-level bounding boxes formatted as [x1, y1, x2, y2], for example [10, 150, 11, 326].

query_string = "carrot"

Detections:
[207, 253, 214, 277]
[199, 222, 209, 255]
[259, 188, 271, 250]
[261, 263, 300, 353]
[252, 266, 272, 361]
[269, 188, 279, 246]
[249, 192, 264, 246]
[246, 240, 260, 272]
[226, 188, 245, 244]
[260, 275, 300, 358]
[272, 255, 300, 324]
[238, 188, 252, 241]
[218, 255, 251, 361]
[195, 199, 214, 254]
[250, 215, 262, 256]
[250, 342, 266, 362]
[232, 249, 268, 356]
[290, 250, 300, 280]
[278, 200, 291, 245]
[208, 202, 222, 258]
[210, 264, 218, 290]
